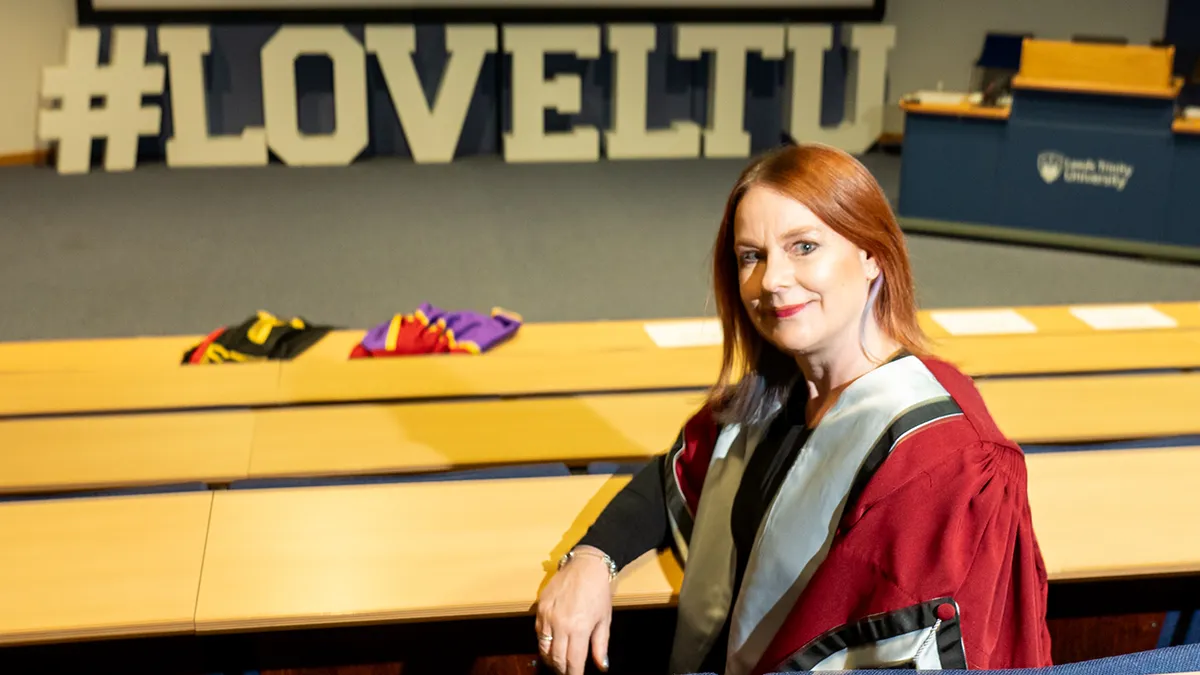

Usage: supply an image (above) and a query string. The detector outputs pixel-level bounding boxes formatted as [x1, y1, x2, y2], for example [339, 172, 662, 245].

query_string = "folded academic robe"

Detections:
[350, 303, 522, 358]
[183, 311, 332, 364]
[662, 354, 1053, 675]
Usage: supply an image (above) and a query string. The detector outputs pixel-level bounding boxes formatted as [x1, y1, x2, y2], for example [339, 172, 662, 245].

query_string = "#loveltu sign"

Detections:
[38, 22, 896, 175]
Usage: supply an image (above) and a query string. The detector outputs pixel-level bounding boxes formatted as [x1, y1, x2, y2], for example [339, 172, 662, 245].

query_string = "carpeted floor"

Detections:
[1, 152, 1198, 341]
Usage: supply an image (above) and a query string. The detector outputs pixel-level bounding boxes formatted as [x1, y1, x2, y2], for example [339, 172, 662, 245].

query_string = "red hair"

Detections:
[707, 143, 926, 423]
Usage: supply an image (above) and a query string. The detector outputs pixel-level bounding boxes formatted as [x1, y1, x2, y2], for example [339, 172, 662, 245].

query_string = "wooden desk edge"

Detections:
[1174, 117, 1200, 135]
[193, 591, 680, 634]
[193, 563, 1200, 636]
[0, 619, 195, 646]
[4, 301, 1198, 362]
[1011, 75, 1183, 99]
[192, 563, 1200, 635]
[1048, 563, 1200, 583]
[900, 100, 1011, 120]
[0, 473, 248, 496]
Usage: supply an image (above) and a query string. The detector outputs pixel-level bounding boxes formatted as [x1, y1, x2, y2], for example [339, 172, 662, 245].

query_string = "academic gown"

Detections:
[658, 354, 1053, 674]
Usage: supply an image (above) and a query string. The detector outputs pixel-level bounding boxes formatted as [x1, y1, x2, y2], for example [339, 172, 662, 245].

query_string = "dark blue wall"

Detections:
[1166, 0, 1200, 47]
[1166, 0, 1200, 106]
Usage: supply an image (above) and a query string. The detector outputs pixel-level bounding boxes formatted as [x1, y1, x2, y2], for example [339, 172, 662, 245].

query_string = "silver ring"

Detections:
[538, 634, 554, 643]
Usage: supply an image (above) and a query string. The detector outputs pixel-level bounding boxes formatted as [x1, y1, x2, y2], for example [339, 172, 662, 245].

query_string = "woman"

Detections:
[534, 143, 1053, 675]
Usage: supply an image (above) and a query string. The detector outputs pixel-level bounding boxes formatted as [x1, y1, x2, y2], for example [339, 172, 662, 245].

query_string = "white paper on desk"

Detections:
[911, 90, 967, 105]
[929, 309, 1038, 336]
[1068, 304, 1178, 330]
[643, 319, 722, 348]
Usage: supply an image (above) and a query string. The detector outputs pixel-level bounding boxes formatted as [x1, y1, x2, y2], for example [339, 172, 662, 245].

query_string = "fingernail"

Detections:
[602, 656, 609, 671]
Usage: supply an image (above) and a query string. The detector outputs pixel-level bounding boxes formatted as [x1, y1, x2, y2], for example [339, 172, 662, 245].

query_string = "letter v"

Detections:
[366, 25, 496, 163]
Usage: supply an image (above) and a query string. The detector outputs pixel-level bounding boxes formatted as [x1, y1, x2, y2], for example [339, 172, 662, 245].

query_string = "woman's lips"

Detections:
[772, 302, 810, 319]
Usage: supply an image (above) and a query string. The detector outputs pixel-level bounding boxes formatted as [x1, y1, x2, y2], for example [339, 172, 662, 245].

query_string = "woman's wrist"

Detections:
[559, 546, 619, 581]
[572, 545, 609, 560]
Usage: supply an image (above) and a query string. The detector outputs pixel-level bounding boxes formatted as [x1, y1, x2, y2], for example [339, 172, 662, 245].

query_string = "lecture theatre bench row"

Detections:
[2, 302, 1199, 417]
[0, 444, 1197, 648]
[2, 371, 1199, 497]
[5, 302, 1200, 372]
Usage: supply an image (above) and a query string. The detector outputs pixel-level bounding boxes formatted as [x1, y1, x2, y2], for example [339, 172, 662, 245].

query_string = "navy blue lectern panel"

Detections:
[1011, 89, 1176, 130]
[995, 123, 1173, 242]
[1167, 134, 1200, 246]
[896, 113, 1004, 224]
[990, 89, 1176, 243]
[899, 79, 1200, 252]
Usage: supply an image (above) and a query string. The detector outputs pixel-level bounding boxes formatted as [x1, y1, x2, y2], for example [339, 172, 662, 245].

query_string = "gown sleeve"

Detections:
[755, 440, 1053, 673]
[574, 457, 673, 571]
[930, 441, 1054, 669]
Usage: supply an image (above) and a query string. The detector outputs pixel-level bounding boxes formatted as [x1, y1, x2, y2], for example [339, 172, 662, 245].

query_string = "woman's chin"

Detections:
[767, 327, 821, 356]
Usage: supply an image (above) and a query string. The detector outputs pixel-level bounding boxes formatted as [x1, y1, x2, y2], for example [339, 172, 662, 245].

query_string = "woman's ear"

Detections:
[860, 249, 881, 282]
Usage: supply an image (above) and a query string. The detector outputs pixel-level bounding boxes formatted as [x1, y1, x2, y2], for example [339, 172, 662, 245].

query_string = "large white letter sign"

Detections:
[675, 25, 785, 159]
[503, 25, 601, 163]
[606, 25, 700, 160]
[366, 25, 495, 164]
[159, 26, 268, 167]
[786, 24, 895, 155]
[38, 27, 164, 174]
[260, 26, 368, 166]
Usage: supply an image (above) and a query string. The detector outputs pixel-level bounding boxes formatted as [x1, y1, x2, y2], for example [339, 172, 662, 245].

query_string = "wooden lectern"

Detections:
[1012, 38, 1183, 99]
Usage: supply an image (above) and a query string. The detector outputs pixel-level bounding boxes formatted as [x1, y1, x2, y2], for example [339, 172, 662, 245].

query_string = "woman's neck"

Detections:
[798, 329, 903, 425]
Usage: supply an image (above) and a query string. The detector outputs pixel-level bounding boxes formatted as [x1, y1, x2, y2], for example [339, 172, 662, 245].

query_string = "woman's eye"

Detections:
[793, 242, 817, 255]
[739, 251, 761, 265]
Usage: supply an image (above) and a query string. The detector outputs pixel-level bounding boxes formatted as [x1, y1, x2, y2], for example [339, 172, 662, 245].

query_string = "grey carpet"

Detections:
[1, 153, 1197, 341]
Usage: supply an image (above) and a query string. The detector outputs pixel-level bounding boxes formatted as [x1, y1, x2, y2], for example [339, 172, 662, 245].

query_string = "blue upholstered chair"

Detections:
[757, 644, 1200, 675]
[977, 32, 1030, 72]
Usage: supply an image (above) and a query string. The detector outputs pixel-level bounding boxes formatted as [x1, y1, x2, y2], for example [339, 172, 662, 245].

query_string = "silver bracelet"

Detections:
[558, 548, 618, 581]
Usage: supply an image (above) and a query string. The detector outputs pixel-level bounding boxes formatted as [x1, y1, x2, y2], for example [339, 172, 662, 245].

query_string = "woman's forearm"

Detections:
[574, 458, 673, 570]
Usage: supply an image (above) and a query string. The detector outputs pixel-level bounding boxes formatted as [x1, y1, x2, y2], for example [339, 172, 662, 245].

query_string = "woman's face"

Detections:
[733, 184, 881, 357]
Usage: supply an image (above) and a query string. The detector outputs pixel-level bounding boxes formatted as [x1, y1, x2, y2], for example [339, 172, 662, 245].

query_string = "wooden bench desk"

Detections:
[248, 370, 1200, 479]
[979, 371, 1200, 443]
[1028, 446, 1200, 580]
[2, 302, 1196, 375]
[0, 448, 1190, 645]
[0, 318, 675, 375]
[0, 411, 255, 495]
[247, 391, 704, 480]
[931, 330, 1200, 376]
[193, 446, 1200, 634]
[4, 327, 1199, 418]
[0, 492, 212, 645]
[194, 475, 679, 633]
[274, 329, 1200, 406]
[0, 317, 692, 373]
[0, 362, 280, 417]
[2, 371, 1196, 494]
[0, 334, 199, 374]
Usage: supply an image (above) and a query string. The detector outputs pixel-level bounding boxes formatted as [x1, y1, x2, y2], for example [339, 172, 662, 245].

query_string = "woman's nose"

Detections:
[760, 254, 794, 293]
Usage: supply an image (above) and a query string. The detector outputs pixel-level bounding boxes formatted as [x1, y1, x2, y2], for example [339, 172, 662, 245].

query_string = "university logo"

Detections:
[1037, 151, 1064, 184]
[1035, 150, 1134, 192]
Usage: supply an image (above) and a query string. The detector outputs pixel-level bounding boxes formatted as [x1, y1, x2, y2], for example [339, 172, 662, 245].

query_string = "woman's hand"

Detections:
[535, 547, 615, 675]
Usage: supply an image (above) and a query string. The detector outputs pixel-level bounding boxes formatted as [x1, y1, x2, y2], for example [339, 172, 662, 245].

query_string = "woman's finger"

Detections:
[535, 614, 553, 658]
[591, 617, 611, 672]
[537, 633, 554, 660]
[550, 632, 570, 675]
[566, 630, 590, 675]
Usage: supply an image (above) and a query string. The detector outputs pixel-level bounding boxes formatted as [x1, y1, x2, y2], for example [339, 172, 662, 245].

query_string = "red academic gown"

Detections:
[661, 355, 1053, 674]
